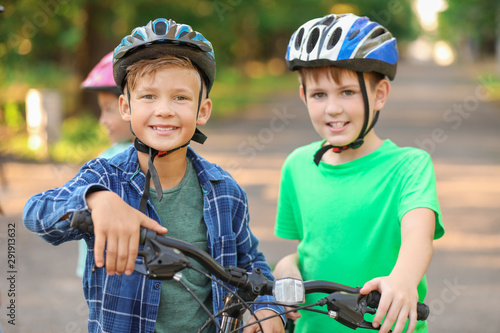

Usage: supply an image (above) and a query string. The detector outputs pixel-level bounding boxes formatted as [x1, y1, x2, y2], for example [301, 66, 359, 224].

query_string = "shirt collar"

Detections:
[106, 145, 224, 183]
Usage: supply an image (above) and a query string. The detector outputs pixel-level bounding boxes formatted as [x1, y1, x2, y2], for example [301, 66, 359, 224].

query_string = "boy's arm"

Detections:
[23, 159, 167, 275]
[360, 207, 436, 333]
[273, 252, 301, 280]
[23, 160, 111, 245]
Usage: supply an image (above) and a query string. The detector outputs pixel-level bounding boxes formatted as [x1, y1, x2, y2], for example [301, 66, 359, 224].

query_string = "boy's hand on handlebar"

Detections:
[284, 306, 301, 320]
[243, 309, 285, 333]
[86, 191, 168, 276]
[360, 276, 418, 333]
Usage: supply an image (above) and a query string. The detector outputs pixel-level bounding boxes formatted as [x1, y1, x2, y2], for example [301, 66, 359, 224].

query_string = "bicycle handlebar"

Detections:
[70, 209, 430, 330]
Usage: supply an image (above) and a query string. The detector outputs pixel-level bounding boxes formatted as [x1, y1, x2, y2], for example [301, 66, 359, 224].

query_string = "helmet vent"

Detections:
[133, 33, 145, 41]
[295, 28, 305, 50]
[179, 31, 188, 38]
[327, 28, 342, 50]
[321, 15, 335, 26]
[370, 28, 385, 39]
[306, 28, 320, 53]
[154, 21, 167, 35]
[348, 29, 360, 41]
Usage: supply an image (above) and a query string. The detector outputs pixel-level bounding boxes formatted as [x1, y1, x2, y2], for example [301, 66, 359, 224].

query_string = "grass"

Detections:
[478, 74, 500, 102]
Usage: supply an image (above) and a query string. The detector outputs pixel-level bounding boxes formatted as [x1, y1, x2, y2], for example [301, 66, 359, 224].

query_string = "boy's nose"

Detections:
[325, 98, 342, 116]
[155, 103, 175, 117]
[99, 112, 107, 125]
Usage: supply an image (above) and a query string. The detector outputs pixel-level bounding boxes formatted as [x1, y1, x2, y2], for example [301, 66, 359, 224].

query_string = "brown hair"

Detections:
[298, 66, 385, 90]
[125, 56, 205, 94]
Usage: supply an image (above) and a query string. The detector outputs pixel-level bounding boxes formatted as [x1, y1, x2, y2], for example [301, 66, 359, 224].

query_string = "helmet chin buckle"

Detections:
[331, 138, 363, 154]
[350, 138, 364, 150]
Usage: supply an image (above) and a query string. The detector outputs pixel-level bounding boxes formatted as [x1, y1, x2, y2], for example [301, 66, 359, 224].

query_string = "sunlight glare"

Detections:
[433, 41, 455, 66]
[414, 0, 448, 31]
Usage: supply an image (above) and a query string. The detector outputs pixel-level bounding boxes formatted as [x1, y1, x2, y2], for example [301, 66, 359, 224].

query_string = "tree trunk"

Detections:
[74, 3, 117, 117]
[496, 2, 500, 75]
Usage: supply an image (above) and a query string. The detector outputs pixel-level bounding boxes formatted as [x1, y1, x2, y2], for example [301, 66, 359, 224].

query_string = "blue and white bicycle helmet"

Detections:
[285, 14, 399, 163]
[286, 13, 398, 80]
[112, 18, 216, 212]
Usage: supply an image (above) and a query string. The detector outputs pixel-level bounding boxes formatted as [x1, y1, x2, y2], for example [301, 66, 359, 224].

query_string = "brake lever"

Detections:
[133, 238, 191, 279]
[325, 292, 378, 330]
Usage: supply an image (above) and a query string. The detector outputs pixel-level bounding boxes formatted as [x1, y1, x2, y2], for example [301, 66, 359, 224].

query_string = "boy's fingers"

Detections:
[372, 296, 390, 328]
[140, 217, 168, 234]
[405, 307, 417, 333]
[115, 234, 131, 274]
[105, 235, 118, 275]
[125, 232, 140, 275]
[390, 306, 409, 333]
[94, 232, 106, 269]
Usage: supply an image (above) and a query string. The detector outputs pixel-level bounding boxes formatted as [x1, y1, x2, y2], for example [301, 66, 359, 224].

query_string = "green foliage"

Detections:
[0, 0, 420, 93]
[478, 74, 500, 100]
[1, 113, 109, 163]
[439, 0, 499, 57]
[50, 114, 109, 163]
[211, 69, 298, 116]
[0, 0, 426, 161]
[4, 101, 25, 129]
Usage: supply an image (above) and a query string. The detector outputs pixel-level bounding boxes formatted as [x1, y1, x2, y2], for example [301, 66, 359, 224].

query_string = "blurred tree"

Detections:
[439, 0, 500, 64]
[0, 0, 420, 115]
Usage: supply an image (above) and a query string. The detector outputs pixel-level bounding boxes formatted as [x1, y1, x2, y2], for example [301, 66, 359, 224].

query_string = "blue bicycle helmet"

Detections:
[113, 18, 216, 93]
[285, 14, 399, 163]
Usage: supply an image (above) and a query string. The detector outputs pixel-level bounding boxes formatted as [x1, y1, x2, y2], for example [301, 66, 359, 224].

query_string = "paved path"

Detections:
[0, 60, 499, 332]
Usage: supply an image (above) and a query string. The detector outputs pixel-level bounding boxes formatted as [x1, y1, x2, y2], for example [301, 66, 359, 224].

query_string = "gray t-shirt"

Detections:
[150, 159, 214, 332]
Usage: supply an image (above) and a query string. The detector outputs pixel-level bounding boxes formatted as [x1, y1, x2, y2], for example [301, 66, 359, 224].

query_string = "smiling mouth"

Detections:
[151, 126, 177, 131]
[327, 122, 348, 129]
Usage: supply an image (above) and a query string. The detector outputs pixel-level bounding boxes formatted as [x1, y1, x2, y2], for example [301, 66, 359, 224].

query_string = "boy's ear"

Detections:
[119, 94, 131, 121]
[299, 85, 307, 105]
[196, 97, 212, 126]
[373, 79, 391, 111]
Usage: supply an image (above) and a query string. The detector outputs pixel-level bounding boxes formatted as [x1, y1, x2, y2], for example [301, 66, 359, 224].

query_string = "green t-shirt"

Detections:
[275, 140, 444, 333]
[150, 158, 214, 333]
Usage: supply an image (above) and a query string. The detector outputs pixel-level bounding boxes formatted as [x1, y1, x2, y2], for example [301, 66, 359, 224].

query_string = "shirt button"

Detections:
[154, 283, 161, 289]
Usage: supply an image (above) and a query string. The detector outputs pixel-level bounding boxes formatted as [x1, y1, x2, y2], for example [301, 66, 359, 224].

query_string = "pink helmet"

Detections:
[81, 52, 121, 95]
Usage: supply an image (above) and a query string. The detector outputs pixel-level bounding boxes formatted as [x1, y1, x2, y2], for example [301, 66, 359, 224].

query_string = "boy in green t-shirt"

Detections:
[273, 13, 445, 333]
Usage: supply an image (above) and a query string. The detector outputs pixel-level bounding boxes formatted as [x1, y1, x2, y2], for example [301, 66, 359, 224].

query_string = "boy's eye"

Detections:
[342, 90, 355, 96]
[312, 92, 326, 99]
[174, 95, 189, 101]
[142, 94, 154, 100]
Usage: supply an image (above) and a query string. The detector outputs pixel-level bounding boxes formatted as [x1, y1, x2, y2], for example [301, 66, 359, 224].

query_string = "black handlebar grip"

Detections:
[366, 291, 430, 321]
[70, 210, 94, 234]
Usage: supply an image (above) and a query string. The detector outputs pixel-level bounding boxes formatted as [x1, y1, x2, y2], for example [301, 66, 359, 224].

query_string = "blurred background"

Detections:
[0, 0, 499, 163]
[1, 1, 500, 332]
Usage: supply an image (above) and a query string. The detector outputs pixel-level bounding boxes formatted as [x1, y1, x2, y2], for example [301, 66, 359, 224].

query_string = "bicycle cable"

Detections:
[188, 264, 264, 333]
[172, 272, 223, 332]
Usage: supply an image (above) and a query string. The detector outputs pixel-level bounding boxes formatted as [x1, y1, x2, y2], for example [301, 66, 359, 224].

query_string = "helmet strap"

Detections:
[313, 72, 379, 165]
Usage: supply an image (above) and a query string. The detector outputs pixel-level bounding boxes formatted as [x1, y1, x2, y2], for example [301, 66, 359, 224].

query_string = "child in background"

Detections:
[76, 52, 134, 277]
[81, 51, 134, 158]
[273, 13, 444, 333]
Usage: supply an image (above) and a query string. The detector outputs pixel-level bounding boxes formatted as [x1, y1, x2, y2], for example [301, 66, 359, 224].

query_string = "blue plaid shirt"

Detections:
[24, 146, 283, 332]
